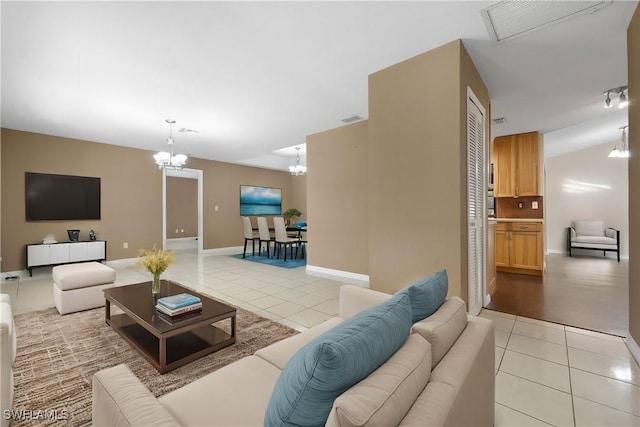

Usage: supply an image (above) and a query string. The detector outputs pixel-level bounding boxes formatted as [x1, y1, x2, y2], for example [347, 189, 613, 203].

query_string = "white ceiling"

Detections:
[1, 1, 637, 170]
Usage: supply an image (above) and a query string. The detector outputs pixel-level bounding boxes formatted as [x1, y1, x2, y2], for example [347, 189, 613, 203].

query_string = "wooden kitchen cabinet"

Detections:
[493, 132, 542, 198]
[495, 222, 543, 276]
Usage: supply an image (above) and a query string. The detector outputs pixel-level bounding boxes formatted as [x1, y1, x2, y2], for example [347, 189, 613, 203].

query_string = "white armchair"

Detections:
[567, 220, 620, 262]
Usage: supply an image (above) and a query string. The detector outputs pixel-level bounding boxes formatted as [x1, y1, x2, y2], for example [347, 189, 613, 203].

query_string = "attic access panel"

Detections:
[481, 1, 612, 43]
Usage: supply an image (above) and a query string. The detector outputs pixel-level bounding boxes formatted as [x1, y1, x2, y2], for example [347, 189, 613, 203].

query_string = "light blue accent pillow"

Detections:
[398, 269, 448, 323]
[263, 292, 412, 427]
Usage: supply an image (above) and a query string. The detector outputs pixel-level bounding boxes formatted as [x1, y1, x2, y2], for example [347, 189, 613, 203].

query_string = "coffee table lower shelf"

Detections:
[107, 313, 236, 374]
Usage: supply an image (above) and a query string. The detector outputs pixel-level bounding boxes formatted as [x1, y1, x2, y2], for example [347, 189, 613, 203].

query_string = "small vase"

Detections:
[152, 273, 161, 295]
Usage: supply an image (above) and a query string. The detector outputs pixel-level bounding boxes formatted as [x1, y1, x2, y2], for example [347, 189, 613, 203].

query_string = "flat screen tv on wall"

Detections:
[25, 172, 101, 221]
[239, 185, 282, 216]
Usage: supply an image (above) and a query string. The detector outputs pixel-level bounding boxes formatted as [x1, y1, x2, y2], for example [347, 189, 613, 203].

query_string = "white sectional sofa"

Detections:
[92, 285, 494, 427]
[0, 295, 16, 427]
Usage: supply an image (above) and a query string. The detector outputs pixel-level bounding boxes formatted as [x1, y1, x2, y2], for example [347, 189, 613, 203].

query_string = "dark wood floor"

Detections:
[486, 252, 629, 337]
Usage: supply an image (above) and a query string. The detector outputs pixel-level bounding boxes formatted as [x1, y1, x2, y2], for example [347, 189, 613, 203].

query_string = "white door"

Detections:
[467, 88, 486, 316]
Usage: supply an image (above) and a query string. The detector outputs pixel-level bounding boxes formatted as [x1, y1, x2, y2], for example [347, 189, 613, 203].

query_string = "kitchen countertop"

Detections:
[494, 218, 544, 223]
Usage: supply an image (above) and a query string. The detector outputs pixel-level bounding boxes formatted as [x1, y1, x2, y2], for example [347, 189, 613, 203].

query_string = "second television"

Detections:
[240, 185, 282, 215]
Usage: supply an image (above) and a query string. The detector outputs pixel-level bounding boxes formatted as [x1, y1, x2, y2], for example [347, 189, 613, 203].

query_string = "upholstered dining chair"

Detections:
[257, 217, 274, 258]
[273, 216, 300, 261]
[242, 217, 259, 258]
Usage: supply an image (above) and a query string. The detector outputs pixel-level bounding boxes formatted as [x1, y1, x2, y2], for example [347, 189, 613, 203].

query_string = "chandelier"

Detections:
[154, 119, 188, 170]
[289, 147, 307, 176]
[608, 125, 629, 158]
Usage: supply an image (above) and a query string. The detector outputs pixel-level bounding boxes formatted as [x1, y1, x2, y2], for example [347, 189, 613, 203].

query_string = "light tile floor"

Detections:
[2, 249, 639, 427]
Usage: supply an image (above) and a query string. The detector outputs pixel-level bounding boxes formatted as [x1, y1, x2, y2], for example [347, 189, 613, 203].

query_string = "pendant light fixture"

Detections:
[608, 125, 629, 158]
[154, 119, 188, 170]
[289, 147, 307, 176]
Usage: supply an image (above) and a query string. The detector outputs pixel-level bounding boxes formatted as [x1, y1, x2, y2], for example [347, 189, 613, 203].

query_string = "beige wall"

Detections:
[166, 176, 198, 238]
[289, 174, 307, 223]
[367, 39, 489, 299]
[628, 3, 639, 350]
[1, 129, 299, 272]
[307, 120, 369, 275]
[545, 142, 629, 257]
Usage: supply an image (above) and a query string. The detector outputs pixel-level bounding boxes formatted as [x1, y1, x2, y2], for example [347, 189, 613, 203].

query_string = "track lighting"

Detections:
[604, 91, 612, 109]
[619, 90, 628, 109]
[603, 86, 628, 109]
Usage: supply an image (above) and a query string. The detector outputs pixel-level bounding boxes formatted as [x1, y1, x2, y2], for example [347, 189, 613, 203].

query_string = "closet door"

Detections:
[467, 88, 486, 316]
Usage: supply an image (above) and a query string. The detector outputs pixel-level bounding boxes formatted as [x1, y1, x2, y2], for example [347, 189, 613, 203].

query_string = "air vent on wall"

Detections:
[341, 114, 364, 124]
[481, 1, 611, 43]
[492, 117, 507, 125]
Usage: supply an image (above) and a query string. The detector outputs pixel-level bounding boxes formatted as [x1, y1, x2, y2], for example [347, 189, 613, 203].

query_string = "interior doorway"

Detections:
[162, 168, 203, 253]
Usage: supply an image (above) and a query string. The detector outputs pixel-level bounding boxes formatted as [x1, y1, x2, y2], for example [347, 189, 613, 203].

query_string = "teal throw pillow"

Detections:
[398, 269, 448, 323]
[263, 292, 412, 427]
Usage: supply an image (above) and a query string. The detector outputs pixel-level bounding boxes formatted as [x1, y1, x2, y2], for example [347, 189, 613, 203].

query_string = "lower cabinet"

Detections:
[26, 241, 107, 275]
[495, 222, 543, 276]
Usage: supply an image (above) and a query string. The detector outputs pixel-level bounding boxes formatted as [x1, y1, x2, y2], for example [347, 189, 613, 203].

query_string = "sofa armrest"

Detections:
[92, 364, 179, 427]
[339, 285, 391, 319]
[605, 228, 619, 240]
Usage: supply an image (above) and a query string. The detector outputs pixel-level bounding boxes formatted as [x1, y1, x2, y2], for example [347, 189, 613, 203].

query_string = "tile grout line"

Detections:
[564, 325, 577, 427]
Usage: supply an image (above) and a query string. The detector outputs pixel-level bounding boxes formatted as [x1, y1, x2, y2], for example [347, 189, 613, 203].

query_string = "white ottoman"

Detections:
[52, 262, 116, 315]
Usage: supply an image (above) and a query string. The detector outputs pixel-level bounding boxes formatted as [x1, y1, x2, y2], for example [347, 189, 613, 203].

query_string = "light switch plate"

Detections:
[532, 201, 539, 209]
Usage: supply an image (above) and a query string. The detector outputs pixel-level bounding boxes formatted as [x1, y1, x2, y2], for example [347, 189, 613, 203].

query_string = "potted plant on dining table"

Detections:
[282, 208, 302, 227]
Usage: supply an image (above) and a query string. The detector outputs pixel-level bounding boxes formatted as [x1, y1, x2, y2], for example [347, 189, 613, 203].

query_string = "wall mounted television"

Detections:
[239, 185, 282, 216]
[25, 172, 101, 221]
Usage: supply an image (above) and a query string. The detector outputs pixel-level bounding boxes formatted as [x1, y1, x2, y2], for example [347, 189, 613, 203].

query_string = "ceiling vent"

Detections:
[341, 114, 364, 124]
[492, 117, 507, 125]
[481, 1, 612, 43]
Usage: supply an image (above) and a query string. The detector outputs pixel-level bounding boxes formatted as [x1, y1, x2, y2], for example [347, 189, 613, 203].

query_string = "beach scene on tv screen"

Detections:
[240, 185, 282, 215]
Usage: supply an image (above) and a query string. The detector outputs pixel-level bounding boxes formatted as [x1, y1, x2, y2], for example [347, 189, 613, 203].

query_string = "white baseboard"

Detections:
[201, 246, 244, 256]
[624, 335, 640, 366]
[306, 265, 369, 286]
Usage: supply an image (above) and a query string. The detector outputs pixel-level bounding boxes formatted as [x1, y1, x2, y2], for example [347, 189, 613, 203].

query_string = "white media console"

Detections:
[26, 240, 107, 276]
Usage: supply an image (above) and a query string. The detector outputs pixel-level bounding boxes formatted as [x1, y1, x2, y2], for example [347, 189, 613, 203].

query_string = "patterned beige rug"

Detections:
[11, 305, 298, 426]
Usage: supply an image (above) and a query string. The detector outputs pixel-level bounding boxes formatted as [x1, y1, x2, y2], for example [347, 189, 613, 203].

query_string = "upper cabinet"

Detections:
[493, 131, 542, 198]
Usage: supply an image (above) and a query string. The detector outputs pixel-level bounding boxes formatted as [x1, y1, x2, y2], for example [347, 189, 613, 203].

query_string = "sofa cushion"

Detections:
[326, 334, 432, 427]
[52, 262, 116, 291]
[255, 317, 343, 370]
[573, 220, 604, 237]
[264, 292, 412, 427]
[574, 236, 617, 245]
[410, 297, 467, 368]
[160, 356, 281, 427]
[397, 269, 448, 323]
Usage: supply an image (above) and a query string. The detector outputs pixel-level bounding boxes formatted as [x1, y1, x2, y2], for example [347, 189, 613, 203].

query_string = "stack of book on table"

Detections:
[156, 293, 202, 318]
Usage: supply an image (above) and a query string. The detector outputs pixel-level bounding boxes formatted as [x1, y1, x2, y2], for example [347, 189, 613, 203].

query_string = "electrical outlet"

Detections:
[532, 201, 539, 209]
[175, 229, 179, 233]
[181, 229, 184, 233]
[215, 205, 219, 211]
[518, 202, 523, 209]
[123, 242, 128, 249]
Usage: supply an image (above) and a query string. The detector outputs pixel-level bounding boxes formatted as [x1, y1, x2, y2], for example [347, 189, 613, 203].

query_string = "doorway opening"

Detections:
[162, 168, 203, 253]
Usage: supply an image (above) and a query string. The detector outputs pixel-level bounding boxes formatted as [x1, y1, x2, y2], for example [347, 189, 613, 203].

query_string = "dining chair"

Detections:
[257, 217, 274, 258]
[273, 216, 299, 261]
[242, 217, 259, 258]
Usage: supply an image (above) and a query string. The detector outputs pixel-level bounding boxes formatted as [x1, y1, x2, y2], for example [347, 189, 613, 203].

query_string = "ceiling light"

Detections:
[154, 119, 188, 170]
[603, 85, 628, 109]
[289, 147, 307, 176]
[608, 125, 629, 158]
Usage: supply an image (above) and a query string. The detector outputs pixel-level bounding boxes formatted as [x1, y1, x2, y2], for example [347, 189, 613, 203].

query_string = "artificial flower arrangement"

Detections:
[136, 244, 175, 293]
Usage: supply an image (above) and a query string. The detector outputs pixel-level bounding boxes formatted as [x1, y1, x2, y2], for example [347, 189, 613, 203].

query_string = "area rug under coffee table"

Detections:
[11, 304, 297, 426]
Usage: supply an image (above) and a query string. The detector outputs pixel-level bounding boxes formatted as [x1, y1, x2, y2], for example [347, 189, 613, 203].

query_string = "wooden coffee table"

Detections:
[103, 280, 236, 374]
